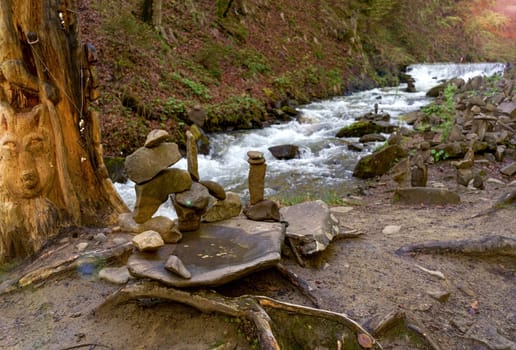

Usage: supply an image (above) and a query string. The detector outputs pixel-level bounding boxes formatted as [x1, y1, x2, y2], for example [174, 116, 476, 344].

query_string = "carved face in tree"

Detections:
[0, 102, 55, 199]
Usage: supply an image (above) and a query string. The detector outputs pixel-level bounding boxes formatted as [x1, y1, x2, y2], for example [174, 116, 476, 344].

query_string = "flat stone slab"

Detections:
[127, 218, 284, 287]
[280, 200, 340, 255]
[125, 142, 182, 184]
[393, 187, 461, 205]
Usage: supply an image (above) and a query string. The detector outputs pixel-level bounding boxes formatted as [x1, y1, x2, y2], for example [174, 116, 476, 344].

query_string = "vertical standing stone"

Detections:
[186, 130, 200, 181]
[247, 151, 266, 205]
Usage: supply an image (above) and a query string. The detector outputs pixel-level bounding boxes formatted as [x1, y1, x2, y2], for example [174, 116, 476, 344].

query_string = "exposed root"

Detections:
[471, 189, 516, 218]
[396, 235, 516, 257]
[96, 280, 382, 350]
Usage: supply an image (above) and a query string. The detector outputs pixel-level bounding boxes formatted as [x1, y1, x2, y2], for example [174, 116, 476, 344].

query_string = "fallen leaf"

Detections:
[468, 300, 480, 314]
[357, 333, 373, 348]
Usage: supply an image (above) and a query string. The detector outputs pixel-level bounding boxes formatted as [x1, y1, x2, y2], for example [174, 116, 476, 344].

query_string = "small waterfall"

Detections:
[115, 62, 506, 216]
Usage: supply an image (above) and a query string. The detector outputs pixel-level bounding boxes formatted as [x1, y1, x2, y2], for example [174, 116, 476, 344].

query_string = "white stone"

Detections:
[76, 242, 89, 252]
[99, 266, 131, 284]
[382, 225, 402, 235]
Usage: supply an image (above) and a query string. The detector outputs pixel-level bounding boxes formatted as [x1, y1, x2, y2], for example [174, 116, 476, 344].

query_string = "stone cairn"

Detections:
[119, 129, 242, 247]
[243, 151, 280, 221]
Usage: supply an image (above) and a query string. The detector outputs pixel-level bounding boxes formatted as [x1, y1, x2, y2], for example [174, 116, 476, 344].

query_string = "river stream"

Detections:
[115, 62, 506, 217]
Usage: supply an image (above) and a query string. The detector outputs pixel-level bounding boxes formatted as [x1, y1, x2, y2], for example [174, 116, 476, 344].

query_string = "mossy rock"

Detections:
[353, 145, 408, 179]
[336, 121, 397, 138]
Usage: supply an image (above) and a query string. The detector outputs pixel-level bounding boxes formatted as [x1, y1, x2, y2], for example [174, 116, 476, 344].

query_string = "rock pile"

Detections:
[342, 65, 516, 205]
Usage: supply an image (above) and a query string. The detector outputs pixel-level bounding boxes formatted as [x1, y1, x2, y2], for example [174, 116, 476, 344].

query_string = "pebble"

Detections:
[76, 242, 89, 252]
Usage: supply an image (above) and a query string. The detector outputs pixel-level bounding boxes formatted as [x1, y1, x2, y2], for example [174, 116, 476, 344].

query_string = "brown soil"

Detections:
[0, 160, 514, 350]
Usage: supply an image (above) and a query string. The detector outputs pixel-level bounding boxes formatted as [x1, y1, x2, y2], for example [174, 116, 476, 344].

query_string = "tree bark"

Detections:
[0, 0, 128, 264]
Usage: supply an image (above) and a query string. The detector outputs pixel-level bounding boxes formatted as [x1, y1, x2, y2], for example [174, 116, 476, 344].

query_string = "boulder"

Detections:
[348, 143, 364, 152]
[336, 121, 397, 138]
[268, 144, 299, 160]
[133, 168, 192, 223]
[280, 200, 340, 256]
[203, 192, 242, 223]
[353, 145, 408, 179]
[125, 142, 182, 184]
[127, 218, 284, 287]
[392, 188, 461, 205]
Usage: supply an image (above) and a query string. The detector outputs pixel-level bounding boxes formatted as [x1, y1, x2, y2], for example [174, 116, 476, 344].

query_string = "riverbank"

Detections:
[0, 155, 514, 349]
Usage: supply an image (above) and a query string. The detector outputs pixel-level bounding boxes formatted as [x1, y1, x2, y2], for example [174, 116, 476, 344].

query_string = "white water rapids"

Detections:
[115, 62, 507, 217]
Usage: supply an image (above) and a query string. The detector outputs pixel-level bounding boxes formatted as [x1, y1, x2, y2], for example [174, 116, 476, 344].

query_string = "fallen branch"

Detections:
[0, 242, 133, 294]
[275, 263, 320, 307]
[396, 235, 516, 257]
[96, 280, 382, 350]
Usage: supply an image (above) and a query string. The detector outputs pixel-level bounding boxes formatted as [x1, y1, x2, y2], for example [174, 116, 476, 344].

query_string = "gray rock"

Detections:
[501, 163, 516, 177]
[133, 168, 192, 223]
[164, 255, 191, 279]
[203, 192, 242, 223]
[393, 187, 461, 205]
[268, 144, 299, 160]
[199, 180, 226, 200]
[125, 142, 182, 184]
[353, 145, 408, 179]
[426, 289, 451, 302]
[280, 200, 340, 255]
[336, 121, 397, 138]
[144, 129, 169, 148]
[127, 218, 284, 287]
[99, 266, 131, 284]
[175, 182, 211, 210]
[359, 133, 386, 143]
[243, 200, 280, 222]
[132, 230, 164, 252]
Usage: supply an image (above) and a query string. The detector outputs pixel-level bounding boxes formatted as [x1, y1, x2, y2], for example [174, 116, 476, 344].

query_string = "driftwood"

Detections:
[97, 280, 382, 350]
[396, 235, 516, 257]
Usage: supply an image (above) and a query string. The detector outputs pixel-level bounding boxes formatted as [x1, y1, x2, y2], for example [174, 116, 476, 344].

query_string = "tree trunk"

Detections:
[0, 0, 128, 264]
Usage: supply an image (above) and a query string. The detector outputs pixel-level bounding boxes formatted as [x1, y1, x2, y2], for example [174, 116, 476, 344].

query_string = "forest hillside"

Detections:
[78, 0, 516, 156]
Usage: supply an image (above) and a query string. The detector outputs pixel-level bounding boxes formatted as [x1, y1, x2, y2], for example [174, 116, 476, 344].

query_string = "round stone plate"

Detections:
[128, 218, 284, 287]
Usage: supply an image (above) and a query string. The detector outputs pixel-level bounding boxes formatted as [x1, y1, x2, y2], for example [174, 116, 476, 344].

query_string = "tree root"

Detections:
[396, 235, 516, 257]
[96, 280, 382, 350]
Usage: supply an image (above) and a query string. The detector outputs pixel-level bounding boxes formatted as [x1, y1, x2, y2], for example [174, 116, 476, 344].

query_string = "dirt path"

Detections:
[0, 161, 514, 350]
